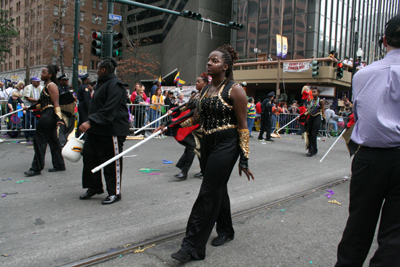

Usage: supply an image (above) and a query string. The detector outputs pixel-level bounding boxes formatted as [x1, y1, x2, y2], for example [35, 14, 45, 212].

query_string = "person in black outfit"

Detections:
[169, 44, 254, 263]
[304, 87, 325, 156]
[23, 65, 66, 176]
[76, 74, 91, 138]
[163, 91, 175, 136]
[57, 74, 76, 147]
[78, 59, 130, 205]
[258, 92, 274, 141]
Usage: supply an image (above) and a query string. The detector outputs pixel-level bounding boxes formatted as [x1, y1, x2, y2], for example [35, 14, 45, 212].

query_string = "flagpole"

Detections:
[319, 129, 347, 163]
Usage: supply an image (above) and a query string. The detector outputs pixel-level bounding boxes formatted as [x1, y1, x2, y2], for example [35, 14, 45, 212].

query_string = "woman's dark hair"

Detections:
[248, 97, 254, 103]
[215, 44, 239, 80]
[99, 58, 118, 74]
[199, 72, 209, 84]
[46, 64, 59, 85]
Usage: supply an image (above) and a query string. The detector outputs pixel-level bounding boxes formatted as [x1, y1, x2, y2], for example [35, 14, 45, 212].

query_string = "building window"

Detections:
[5, 64, 7, 71]
[92, 0, 96, 9]
[16, 60, 20, 69]
[16, 46, 20, 55]
[79, 59, 82, 65]
[80, 11, 85, 21]
[97, 15, 102, 25]
[54, 6, 58, 16]
[79, 43, 83, 53]
[90, 60, 95, 70]
[61, 25, 65, 34]
[79, 27, 84, 36]
[98, 0, 103, 10]
[16, 16, 20, 26]
[92, 14, 97, 24]
[16, 1, 20, 11]
[0, 65, 3, 72]
[81, 0, 85, 6]
[9, 62, 12, 70]
[9, 7, 12, 16]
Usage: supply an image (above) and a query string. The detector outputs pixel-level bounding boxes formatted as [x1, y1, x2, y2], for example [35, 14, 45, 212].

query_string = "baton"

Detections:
[274, 115, 300, 133]
[319, 129, 347, 163]
[134, 112, 170, 135]
[92, 127, 167, 173]
[0, 107, 27, 119]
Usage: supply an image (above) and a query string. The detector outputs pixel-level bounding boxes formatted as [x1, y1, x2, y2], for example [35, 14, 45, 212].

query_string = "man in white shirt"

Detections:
[4, 82, 16, 100]
[22, 77, 42, 141]
[342, 57, 349, 65]
[325, 105, 337, 136]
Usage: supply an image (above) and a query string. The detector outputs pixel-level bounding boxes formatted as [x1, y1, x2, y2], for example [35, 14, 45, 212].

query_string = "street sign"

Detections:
[111, 20, 119, 26]
[109, 14, 122, 21]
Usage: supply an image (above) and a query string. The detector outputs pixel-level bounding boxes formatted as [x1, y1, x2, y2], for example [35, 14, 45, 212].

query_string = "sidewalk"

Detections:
[95, 181, 377, 267]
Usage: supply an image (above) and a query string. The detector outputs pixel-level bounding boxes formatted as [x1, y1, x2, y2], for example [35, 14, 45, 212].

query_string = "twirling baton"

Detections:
[274, 115, 300, 133]
[134, 112, 170, 135]
[0, 107, 28, 119]
[319, 129, 347, 163]
[91, 127, 167, 173]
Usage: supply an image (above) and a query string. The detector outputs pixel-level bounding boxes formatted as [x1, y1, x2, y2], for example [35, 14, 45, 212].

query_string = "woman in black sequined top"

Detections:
[171, 45, 254, 263]
[23, 65, 65, 177]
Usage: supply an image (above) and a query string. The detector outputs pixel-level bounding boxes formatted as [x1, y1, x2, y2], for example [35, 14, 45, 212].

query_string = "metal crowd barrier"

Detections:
[127, 104, 171, 132]
[0, 109, 38, 135]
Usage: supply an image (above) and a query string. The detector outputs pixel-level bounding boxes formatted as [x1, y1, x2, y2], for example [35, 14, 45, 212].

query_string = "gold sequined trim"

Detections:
[41, 104, 54, 111]
[179, 106, 187, 112]
[228, 83, 239, 99]
[218, 84, 233, 109]
[54, 106, 63, 121]
[203, 124, 236, 135]
[311, 111, 322, 117]
[180, 117, 193, 128]
[238, 129, 250, 159]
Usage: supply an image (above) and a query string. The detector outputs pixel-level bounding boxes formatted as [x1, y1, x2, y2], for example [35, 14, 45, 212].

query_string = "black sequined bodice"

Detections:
[198, 81, 237, 135]
[39, 82, 55, 110]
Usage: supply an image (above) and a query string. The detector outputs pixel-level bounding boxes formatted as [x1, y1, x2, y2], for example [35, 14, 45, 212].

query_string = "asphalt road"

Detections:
[0, 132, 355, 266]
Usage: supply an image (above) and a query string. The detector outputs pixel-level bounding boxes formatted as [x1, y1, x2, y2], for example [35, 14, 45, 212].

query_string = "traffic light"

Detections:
[181, 10, 202, 20]
[228, 21, 244, 30]
[91, 31, 103, 57]
[311, 60, 319, 78]
[336, 62, 344, 79]
[112, 32, 123, 57]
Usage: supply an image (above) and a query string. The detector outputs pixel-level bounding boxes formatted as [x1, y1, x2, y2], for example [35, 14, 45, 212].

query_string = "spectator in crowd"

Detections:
[255, 99, 262, 116]
[150, 79, 159, 103]
[301, 84, 312, 105]
[289, 100, 299, 114]
[133, 86, 148, 134]
[14, 81, 25, 97]
[164, 91, 174, 110]
[23, 77, 43, 141]
[271, 100, 282, 130]
[342, 56, 350, 64]
[281, 103, 289, 114]
[176, 93, 185, 105]
[247, 97, 256, 137]
[150, 87, 164, 128]
[325, 105, 338, 136]
[7, 91, 25, 126]
[4, 82, 15, 100]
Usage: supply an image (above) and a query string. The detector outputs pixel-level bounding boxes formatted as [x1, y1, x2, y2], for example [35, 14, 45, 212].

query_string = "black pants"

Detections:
[82, 133, 126, 196]
[76, 104, 88, 138]
[307, 114, 321, 154]
[258, 116, 272, 140]
[336, 146, 400, 267]
[181, 128, 239, 260]
[176, 146, 195, 174]
[30, 108, 65, 172]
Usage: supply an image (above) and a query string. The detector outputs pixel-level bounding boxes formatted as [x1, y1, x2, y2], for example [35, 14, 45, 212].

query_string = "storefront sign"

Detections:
[283, 62, 311, 73]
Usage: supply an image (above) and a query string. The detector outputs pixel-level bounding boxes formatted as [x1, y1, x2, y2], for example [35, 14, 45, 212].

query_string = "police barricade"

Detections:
[272, 113, 302, 134]
[0, 106, 38, 137]
[127, 104, 171, 132]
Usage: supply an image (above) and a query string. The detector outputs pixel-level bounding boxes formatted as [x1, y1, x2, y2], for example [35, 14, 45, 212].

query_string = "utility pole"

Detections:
[104, 1, 114, 59]
[72, 0, 80, 92]
[276, 0, 284, 97]
[350, 31, 358, 101]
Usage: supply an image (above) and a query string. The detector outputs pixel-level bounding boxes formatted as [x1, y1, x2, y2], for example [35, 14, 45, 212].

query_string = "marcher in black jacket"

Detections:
[78, 59, 130, 205]
[77, 74, 91, 137]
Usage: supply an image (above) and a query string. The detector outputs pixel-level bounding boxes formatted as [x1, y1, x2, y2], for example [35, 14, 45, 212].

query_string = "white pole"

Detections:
[275, 115, 300, 133]
[134, 112, 170, 135]
[0, 108, 26, 119]
[319, 129, 347, 163]
[91, 127, 167, 173]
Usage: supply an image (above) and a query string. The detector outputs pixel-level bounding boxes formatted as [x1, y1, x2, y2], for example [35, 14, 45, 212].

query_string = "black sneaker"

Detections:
[171, 249, 192, 263]
[211, 235, 234, 246]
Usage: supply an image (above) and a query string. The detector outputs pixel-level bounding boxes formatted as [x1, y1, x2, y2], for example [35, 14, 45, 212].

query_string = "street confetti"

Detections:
[328, 200, 342, 206]
[280, 209, 286, 212]
[133, 244, 155, 253]
[163, 159, 173, 164]
[325, 189, 335, 199]
[2, 194, 6, 198]
[140, 168, 160, 173]
[1, 254, 9, 257]
[108, 248, 116, 252]
[148, 173, 160, 175]
[16, 180, 30, 184]
[342, 176, 349, 181]
[2, 178, 12, 181]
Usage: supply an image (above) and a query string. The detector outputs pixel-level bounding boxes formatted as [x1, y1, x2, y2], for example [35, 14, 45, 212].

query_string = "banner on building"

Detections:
[282, 36, 288, 59]
[78, 65, 87, 76]
[276, 34, 282, 58]
[283, 62, 311, 73]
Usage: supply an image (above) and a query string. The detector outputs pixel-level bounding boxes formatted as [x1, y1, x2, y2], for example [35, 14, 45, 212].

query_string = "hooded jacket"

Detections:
[87, 73, 129, 136]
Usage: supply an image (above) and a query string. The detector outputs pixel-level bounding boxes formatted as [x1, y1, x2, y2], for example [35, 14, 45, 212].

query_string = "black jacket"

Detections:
[87, 73, 130, 136]
[261, 98, 273, 117]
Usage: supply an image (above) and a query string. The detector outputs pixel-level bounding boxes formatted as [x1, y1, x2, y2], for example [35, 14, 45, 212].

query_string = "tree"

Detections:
[117, 6, 160, 87]
[0, 10, 19, 63]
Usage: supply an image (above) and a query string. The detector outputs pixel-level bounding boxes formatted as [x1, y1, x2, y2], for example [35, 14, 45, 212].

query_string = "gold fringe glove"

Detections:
[180, 117, 193, 128]
[238, 129, 250, 169]
[54, 106, 64, 123]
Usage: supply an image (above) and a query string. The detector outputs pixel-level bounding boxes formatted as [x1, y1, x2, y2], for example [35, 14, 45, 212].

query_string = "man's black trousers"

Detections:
[258, 116, 272, 140]
[335, 146, 400, 267]
[82, 133, 126, 196]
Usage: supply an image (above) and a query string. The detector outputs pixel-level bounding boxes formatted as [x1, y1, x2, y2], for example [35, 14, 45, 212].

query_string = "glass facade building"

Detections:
[231, 0, 400, 63]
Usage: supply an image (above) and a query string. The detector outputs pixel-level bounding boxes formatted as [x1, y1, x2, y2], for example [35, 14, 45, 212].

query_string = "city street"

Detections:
[1, 133, 355, 266]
